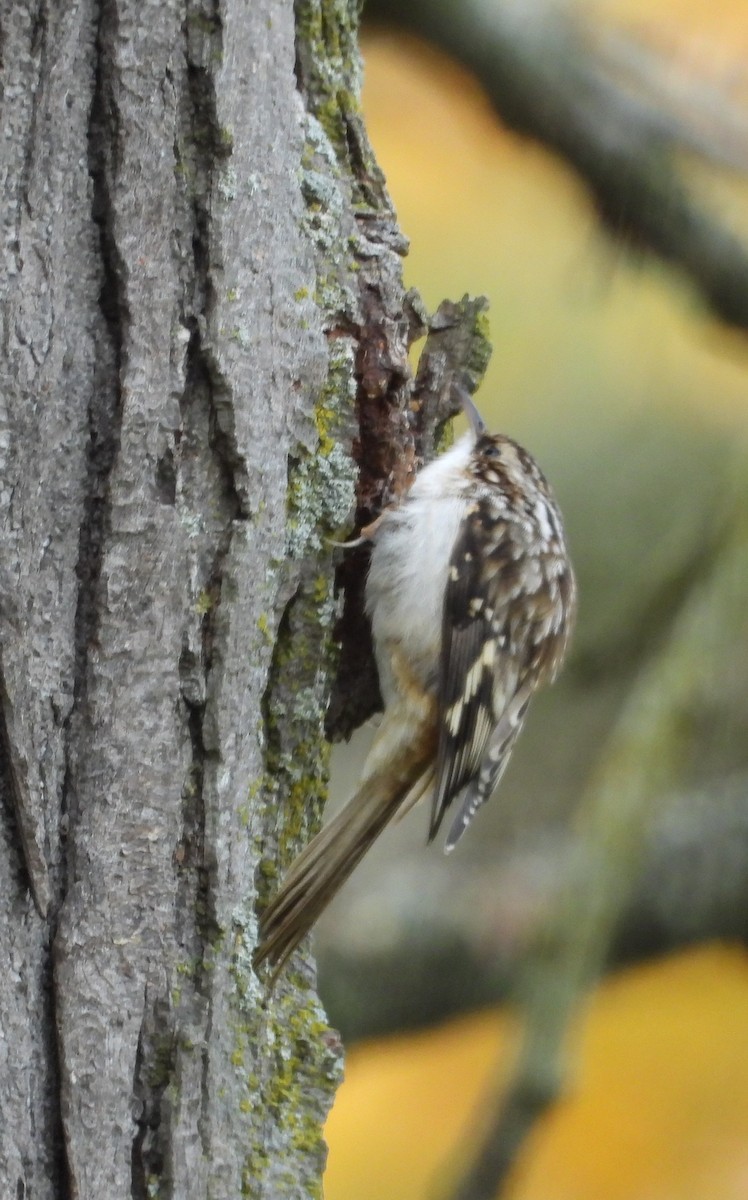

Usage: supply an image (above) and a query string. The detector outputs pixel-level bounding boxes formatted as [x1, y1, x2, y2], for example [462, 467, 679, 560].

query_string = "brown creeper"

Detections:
[255, 392, 576, 973]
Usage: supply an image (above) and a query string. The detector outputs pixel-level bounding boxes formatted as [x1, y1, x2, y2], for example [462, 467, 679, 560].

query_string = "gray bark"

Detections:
[0, 0, 420, 1195]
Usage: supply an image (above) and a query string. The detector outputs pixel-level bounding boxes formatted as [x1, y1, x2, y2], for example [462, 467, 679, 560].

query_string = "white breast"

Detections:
[365, 435, 473, 704]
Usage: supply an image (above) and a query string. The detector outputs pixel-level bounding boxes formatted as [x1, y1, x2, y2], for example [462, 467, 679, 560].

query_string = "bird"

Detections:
[254, 388, 576, 975]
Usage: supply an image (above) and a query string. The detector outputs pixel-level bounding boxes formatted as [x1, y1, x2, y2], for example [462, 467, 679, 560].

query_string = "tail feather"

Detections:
[254, 713, 435, 977]
[444, 711, 525, 852]
[394, 766, 434, 823]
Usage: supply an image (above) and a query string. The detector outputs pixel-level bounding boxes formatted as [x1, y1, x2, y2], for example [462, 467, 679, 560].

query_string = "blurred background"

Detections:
[318, 1, 748, 1197]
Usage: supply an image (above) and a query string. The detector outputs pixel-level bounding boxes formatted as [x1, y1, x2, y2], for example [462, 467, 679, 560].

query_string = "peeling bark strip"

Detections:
[328, 292, 493, 737]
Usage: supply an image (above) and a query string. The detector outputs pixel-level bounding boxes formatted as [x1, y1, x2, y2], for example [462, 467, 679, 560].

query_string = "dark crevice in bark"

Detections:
[51, 7, 128, 1196]
[18, 0, 47, 228]
[168, 15, 249, 1175]
[130, 1024, 148, 1200]
[0, 669, 40, 905]
[68, 0, 127, 749]
[58, 0, 126, 870]
[185, 697, 212, 962]
[179, 629, 222, 980]
[175, 338, 233, 966]
[45, 938, 71, 1200]
[183, 5, 249, 521]
[57, 0, 126, 897]
[174, 619, 219, 1181]
[130, 1000, 176, 1200]
[155, 446, 177, 505]
[185, 327, 245, 525]
[259, 597, 296, 779]
[174, 2, 246, 979]
[198, 1037, 212, 1182]
[176, 605, 222, 1171]
[342, 111, 387, 208]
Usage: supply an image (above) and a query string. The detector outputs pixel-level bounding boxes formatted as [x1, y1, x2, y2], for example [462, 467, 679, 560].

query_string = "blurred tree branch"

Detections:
[365, 0, 748, 330]
[320, 767, 748, 1041]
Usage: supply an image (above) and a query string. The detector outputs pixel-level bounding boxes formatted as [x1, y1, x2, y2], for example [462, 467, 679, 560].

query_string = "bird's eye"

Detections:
[481, 442, 501, 459]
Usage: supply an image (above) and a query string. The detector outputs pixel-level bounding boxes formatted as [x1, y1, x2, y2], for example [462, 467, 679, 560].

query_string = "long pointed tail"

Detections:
[254, 715, 435, 977]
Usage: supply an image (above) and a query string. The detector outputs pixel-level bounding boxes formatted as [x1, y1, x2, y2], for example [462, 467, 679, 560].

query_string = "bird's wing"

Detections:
[443, 693, 530, 851]
[429, 500, 519, 841]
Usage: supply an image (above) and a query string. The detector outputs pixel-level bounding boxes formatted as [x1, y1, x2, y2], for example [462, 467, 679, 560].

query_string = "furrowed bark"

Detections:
[0, 0, 395, 1194]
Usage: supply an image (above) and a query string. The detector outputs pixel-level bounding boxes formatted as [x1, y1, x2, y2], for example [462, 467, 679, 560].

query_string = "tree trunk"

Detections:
[0, 0, 418, 1194]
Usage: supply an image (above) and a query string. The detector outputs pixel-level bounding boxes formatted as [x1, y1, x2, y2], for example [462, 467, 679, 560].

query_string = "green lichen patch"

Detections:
[295, 0, 363, 160]
[239, 980, 343, 1197]
[286, 438, 356, 560]
[250, 550, 343, 917]
[227, 891, 342, 1198]
[285, 307, 358, 563]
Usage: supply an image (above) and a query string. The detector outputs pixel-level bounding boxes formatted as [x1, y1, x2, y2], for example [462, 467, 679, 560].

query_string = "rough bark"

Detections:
[0, 0, 442, 1195]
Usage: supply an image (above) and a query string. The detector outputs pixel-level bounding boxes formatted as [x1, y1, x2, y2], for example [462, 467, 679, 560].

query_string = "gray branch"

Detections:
[366, 0, 748, 330]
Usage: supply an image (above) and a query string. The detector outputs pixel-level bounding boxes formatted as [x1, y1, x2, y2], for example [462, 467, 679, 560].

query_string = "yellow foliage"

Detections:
[325, 945, 748, 1200]
[361, 30, 748, 440]
[326, 18, 748, 1199]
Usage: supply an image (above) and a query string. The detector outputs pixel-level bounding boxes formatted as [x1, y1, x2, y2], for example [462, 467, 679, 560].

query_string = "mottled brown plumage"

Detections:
[254, 394, 576, 975]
